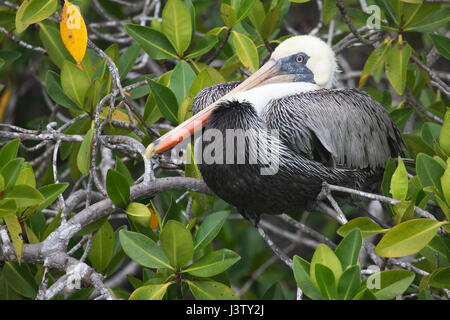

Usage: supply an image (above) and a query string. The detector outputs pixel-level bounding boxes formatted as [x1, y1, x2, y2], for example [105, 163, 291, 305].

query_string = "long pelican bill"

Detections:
[145, 59, 286, 158]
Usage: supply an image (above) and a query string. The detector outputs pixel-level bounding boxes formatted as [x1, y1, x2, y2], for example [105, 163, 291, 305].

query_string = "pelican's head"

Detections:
[269, 35, 337, 88]
[146, 35, 337, 157]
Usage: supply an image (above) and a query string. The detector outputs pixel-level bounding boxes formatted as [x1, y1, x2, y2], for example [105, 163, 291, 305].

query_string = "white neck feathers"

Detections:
[230, 82, 319, 116]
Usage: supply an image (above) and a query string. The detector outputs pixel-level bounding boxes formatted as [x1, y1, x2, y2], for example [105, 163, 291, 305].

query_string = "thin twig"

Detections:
[256, 225, 293, 268]
[405, 89, 443, 125]
[410, 55, 450, 99]
[205, 28, 232, 65]
[0, 26, 46, 54]
[336, 0, 373, 46]
[279, 213, 337, 249]
[323, 182, 437, 220]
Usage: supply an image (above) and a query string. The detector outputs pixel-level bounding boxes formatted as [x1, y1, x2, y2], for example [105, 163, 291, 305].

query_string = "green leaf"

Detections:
[353, 288, 377, 300]
[403, 2, 440, 27]
[45, 71, 82, 112]
[124, 24, 178, 60]
[292, 255, 322, 300]
[0, 51, 21, 71]
[232, 31, 259, 73]
[390, 157, 409, 200]
[260, 6, 281, 39]
[248, 1, 265, 34]
[178, 94, 193, 123]
[1, 57, 7, 69]
[236, 0, 257, 23]
[39, 21, 74, 69]
[416, 153, 445, 197]
[114, 157, 134, 187]
[37, 183, 69, 212]
[106, 169, 130, 209]
[442, 161, 450, 206]
[119, 230, 173, 270]
[61, 61, 90, 110]
[144, 71, 172, 123]
[221, 4, 237, 27]
[76, 217, 108, 238]
[439, 111, 450, 156]
[186, 35, 218, 59]
[6, 184, 44, 208]
[385, 41, 411, 95]
[261, 283, 285, 300]
[403, 134, 435, 158]
[0, 273, 19, 300]
[127, 274, 143, 289]
[119, 44, 141, 81]
[125, 202, 151, 230]
[88, 221, 115, 273]
[129, 282, 172, 300]
[161, 0, 192, 56]
[315, 264, 337, 299]
[367, 270, 415, 300]
[2, 262, 37, 298]
[184, 249, 240, 277]
[3, 214, 23, 263]
[189, 69, 214, 97]
[0, 200, 17, 219]
[322, 0, 337, 25]
[420, 235, 450, 267]
[15, 0, 31, 33]
[16, 162, 35, 187]
[0, 138, 20, 169]
[183, 0, 196, 43]
[170, 60, 196, 104]
[193, 211, 230, 252]
[421, 122, 441, 147]
[429, 267, 450, 289]
[186, 280, 239, 300]
[337, 265, 361, 300]
[86, 78, 107, 115]
[375, 218, 448, 257]
[160, 220, 193, 268]
[310, 244, 342, 288]
[0, 158, 23, 193]
[337, 217, 388, 239]
[335, 229, 362, 270]
[66, 288, 94, 300]
[21, 0, 57, 25]
[405, 7, 450, 31]
[418, 290, 434, 300]
[390, 107, 414, 131]
[104, 43, 119, 67]
[393, 200, 415, 224]
[289, 0, 311, 2]
[76, 123, 93, 176]
[429, 34, 450, 60]
[147, 78, 179, 125]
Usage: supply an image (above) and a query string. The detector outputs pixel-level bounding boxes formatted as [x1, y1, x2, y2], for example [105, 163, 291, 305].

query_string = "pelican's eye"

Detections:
[295, 54, 305, 64]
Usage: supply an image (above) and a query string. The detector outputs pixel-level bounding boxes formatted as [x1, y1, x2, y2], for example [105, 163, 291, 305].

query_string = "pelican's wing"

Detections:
[192, 81, 242, 115]
[263, 88, 405, 169]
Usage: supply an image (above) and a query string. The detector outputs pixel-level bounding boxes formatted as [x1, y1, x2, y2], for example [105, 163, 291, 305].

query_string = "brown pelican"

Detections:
[146, 35, 405, 224]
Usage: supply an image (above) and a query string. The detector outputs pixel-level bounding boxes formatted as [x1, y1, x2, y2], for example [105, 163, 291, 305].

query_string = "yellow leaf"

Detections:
[3, 214, 23, 263]
[60, 0, 87, 63]
[149, 207, 159, 230]
[0, 88, 11, 122]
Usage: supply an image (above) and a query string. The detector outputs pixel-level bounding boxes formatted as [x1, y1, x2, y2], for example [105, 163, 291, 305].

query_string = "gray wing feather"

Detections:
[263, 88, 405, 169]
[192, 81, 242, 115]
